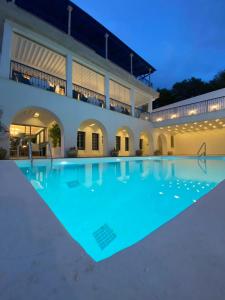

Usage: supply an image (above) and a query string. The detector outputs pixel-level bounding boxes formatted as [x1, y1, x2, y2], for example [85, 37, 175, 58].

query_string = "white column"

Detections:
[130, 88, 135, 117]
[147, 99, 153, 113]
[67, 5, 73, 36]
[0, 21, 13, 79]
[66, 53, 73, 98]
[105, 74, 110, 110]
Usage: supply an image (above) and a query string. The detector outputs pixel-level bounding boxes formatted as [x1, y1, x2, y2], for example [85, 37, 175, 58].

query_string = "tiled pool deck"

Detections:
[1, 160, 225, 300]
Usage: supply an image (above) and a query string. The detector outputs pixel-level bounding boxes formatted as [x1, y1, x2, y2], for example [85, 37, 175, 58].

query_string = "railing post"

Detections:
[67, 5, 73, 36]
[130, 88, 135, 117]
[105, 74, 110, 109]
[105, 33, 109, 60]
[0, 21, 13, 79]
[66, 53, 73, 97]
[130, 53, 134, 75]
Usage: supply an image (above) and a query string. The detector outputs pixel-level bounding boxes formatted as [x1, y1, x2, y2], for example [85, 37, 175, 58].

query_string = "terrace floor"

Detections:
[1, 160, 225, 300]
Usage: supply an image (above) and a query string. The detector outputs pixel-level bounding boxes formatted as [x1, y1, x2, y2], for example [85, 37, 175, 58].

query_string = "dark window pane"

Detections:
[92, 133, 99, 150]
[125, 137, 129, 151]
[77, 131, 85, 150]
[116, 136, 121, 151]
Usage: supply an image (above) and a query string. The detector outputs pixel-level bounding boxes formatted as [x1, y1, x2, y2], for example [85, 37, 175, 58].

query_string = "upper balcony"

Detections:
[7, 32, 153, 121]
[10, 0, 156, 89]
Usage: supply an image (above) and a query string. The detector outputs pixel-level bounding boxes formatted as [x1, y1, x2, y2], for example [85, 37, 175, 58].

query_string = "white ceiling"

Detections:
[12, 33, 66, 79]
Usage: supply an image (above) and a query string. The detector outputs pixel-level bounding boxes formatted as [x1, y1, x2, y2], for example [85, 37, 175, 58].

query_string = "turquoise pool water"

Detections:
[16, 157, 225, 261]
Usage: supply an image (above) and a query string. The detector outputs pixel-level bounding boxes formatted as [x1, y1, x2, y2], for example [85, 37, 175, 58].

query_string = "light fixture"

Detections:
[188, 109, 197, 115]
[89, 123, 95, 127]
[210, 104, 219, 111]
[216, 119, 220, 122]
[204, 120, 208, 123]
[156, 117, 163, 122]
[170, 114, 177, 119]
[33, 112, 40, 118]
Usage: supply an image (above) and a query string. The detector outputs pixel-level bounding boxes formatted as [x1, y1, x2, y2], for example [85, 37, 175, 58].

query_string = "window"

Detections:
[171, 135, 174, 148]
[77, 131, 85, 150]
[116, 136, 121, 151]
[92, 133, 99, 150]
[139, 139, 143, 150]
[125, 137, 129, 151]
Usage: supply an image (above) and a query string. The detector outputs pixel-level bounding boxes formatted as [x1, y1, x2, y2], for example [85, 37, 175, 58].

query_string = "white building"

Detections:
[1, 0, 225, 158]
[0, 0, 159, 158]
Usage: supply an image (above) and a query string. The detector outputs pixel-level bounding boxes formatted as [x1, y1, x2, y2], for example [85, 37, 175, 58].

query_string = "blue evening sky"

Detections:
[73, 0, 225, 89]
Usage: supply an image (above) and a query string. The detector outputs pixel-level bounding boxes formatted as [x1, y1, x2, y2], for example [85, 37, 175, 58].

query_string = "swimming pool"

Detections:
[16, 156, 225, 262]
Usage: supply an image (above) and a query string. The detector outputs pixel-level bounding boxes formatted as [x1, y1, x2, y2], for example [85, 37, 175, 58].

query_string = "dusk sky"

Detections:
[73, 0, 225, 89]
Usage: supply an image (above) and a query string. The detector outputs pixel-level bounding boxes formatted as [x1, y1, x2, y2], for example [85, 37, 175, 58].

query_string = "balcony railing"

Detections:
[73, 84, 106, 108]
[135, 107, 150, 121]
[9, 61, 153, 121]
[151, 96, 225, 122]
[110, 98, 131, 115]
[10, 60, 66, 95]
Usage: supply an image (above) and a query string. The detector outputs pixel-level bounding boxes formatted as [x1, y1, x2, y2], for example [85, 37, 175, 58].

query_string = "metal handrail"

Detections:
[10, 60, 66, 95]
[151, 95, 225, 122]
[197, 142, 206, 158]
[28, 141, 33, 165]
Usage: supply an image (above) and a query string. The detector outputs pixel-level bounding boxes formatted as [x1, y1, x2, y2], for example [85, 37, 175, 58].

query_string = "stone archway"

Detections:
[77, 119, 108, 157]
[10, 106, 64, 158]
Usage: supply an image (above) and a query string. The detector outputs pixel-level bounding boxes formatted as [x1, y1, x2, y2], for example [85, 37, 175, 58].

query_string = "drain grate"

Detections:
[67, 180, 80, 188]
[93, 224, 116, 250]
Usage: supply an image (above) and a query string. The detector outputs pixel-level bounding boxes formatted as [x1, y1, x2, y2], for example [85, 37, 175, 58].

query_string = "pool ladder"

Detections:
[28, 141, 53, 166]
[197, 142, 206, 158]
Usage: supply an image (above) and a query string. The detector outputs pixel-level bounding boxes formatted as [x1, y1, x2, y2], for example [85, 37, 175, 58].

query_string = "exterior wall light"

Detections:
[209, 105, 219, 111]
[156, 117, 163, 122]
[33, 112, 40, 118]
[170, 114, 177, 119]
[188, 109, 197, 115]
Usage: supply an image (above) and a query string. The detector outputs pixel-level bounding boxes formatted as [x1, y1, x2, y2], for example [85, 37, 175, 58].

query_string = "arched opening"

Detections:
[157, 134, 167, 155]
[115, 127, 134, 156]
[77, 119, 107, 157]
[9, 107, 64, 158]
[139, 132, 151, 155]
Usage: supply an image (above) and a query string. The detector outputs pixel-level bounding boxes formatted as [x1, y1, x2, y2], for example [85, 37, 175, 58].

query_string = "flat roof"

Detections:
[14, 0, 156, 77]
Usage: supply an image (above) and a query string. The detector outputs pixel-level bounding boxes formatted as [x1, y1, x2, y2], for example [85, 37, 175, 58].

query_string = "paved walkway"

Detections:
[1, 160, 225, 300]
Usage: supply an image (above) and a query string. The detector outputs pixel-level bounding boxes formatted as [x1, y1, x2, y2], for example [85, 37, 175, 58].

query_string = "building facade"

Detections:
[0, 0, 159, 158]
[1, 0, 225, 159]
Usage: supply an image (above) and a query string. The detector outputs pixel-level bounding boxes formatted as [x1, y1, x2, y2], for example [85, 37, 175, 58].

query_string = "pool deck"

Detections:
[1, 160, 225, 300]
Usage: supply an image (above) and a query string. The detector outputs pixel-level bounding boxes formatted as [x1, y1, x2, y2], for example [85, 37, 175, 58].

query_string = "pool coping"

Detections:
[1, 159, 225, 299]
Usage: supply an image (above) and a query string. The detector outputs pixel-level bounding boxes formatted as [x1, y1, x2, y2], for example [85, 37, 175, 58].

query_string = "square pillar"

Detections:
[105, 74, 110, 109]
[148, 99, 153, 113]
[0, 21, 13, 79]
[66, 53, 73, 98]
[130, 88, 135, 117]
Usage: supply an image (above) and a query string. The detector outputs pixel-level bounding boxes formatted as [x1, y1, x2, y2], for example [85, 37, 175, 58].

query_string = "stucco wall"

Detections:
[174, 129, 225, 155]
[0, 78, 154, 157]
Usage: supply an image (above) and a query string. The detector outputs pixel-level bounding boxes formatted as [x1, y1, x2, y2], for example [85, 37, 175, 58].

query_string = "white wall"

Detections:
[0, 78, 154, 157]
[174, 129, 225, 155]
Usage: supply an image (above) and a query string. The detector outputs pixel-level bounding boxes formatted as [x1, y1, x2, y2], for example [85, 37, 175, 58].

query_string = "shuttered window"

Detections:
[110, 80, 130, 104]
[116, 136, 121, 151]
[125, 137, 129, 151]
[92, 133, 99, 151]
[77, 131, 85, 150]
[73, 61, 105, 95]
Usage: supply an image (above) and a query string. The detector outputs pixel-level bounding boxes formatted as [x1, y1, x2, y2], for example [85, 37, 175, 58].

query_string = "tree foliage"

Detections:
[154, 70, 225, 109]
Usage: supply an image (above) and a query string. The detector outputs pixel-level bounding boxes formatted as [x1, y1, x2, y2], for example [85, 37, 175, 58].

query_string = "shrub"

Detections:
[0, 148, 7, 160]
[154, 150, 161, 156]
[111, 148, 119, 157]
[136, 149, 143, 156]
[67, 147, 78, 158]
